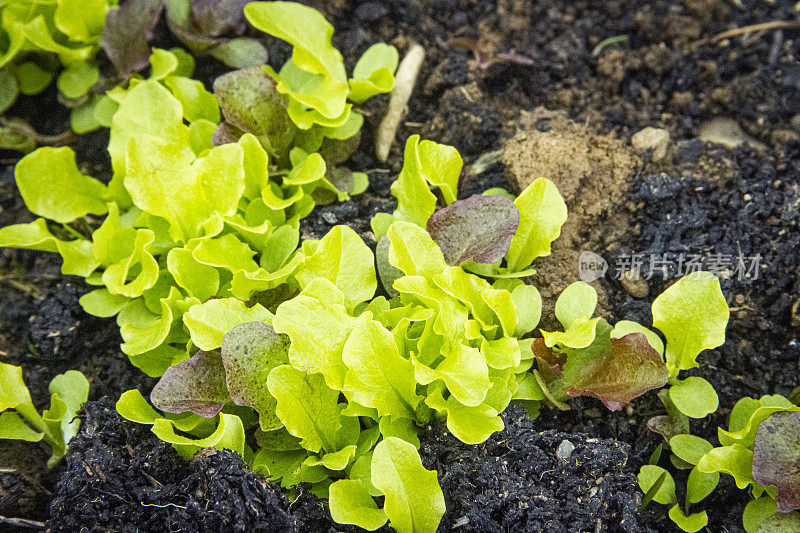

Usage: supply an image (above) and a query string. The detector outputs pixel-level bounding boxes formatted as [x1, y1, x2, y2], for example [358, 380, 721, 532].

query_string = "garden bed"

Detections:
[1, 0, 798, 531]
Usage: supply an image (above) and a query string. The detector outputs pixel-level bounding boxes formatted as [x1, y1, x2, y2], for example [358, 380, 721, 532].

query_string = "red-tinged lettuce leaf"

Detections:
[221, 322, 290, 431]
[168, 0, 266, 67]
[213, 68, 297, 162]
[191, 0, 249, 36]
[752, 411, 800, 512]
[211, 121, 244, 146]
[426, 194, 520, 266]
[168, 18, 220, 51]
[532, 338, 565, 382]
[101, 0, 165, 76]
[566, 333, 668, 411]
[150, 350, 229, 417]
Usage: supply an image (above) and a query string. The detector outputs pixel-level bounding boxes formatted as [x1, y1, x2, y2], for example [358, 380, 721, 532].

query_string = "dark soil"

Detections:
[45, 400, 653, 533]
[1, 0, 799, 532]
[419, 403, 652, 533]
[48, 399, 294, 533]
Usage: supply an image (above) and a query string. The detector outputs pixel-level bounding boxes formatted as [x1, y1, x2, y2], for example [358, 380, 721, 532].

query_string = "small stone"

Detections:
[670, 91, 694, 108]
[791, 114, 800, 133]
[698, 118, 749, 149]
[632, 127, 670, 161]
[556, 440, 575, 461]
[321, 212, 338, 225]
[620, 268, 649, 298]
[791, 297, 800, 328]
[772, 129, 800, 144]
[711, 87, 733, 105]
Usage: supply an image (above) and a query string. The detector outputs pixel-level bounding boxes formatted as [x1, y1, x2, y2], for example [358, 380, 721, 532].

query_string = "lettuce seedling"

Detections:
[644, 273, 729, 442]
[0, 0, 117, 148]
[242, 1, 398, 154]
[114, 163, 558, 532]
[165, 0, 268, 68]
[522, 272, 726, 422]
[0, 48, 363, 376]
[117, 222, 468, 532]
[528, 281, 666, 411]
[372, 135, 568, 283]
[210, 2, 395, 188]
[640, 394, 800, 532]
[0, 362, 89, 467]
[518, 273, 728, 531]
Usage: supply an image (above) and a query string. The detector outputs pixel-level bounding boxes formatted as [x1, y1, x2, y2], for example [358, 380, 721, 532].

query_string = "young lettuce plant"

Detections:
[526, 273, 728, 421]
[0, 48, 360, 377]
[0, 0, 118, 149]
[237, 1, 398, 160]
[372, 134, 568, 282]
[521, 273, 729, 531]
[639, 394, 800, 532]
[116, 224, 455, 533]
[0, 362, 89, 466]
[113, 135, 570, 532]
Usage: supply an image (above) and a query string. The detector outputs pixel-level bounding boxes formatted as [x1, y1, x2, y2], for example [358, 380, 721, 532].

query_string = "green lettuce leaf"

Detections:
[341, 320, 421, 419]
[505, 177, 567, 272]
[15, 147, 107, 223]
[651, 272, 729, 374]
[329, 479, 388, 530]
[294, 225, 376, 312]
[267, 365, 343, 454]
[183, 298, 274, 351]
[370, 437, 445, 533]
[349, 43, 398, 103]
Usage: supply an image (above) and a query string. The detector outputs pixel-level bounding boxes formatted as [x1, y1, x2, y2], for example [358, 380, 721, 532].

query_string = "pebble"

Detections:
[620, 268, 649, 298]
[791, 114, 800, 133]
[632, 127, 670, 161]
[698, 118, 749, 149]
[772, 129, 799, 144]
[556, 440, 575, 461]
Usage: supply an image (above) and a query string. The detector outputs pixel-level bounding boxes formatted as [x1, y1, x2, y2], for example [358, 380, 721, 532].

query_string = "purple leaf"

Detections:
[100, 0, 164, 76]
[426, 194, 519, 266]
[753, 411, 800, 513]
[150, 350, 228, 417]
[532, 338, 565, 382]
[167, 19, 221, 52]
[191, 0, 249, 36]
[211, 121, 244, 146]
[566, 333, 668, 411]
[213, 68, 297, 162]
